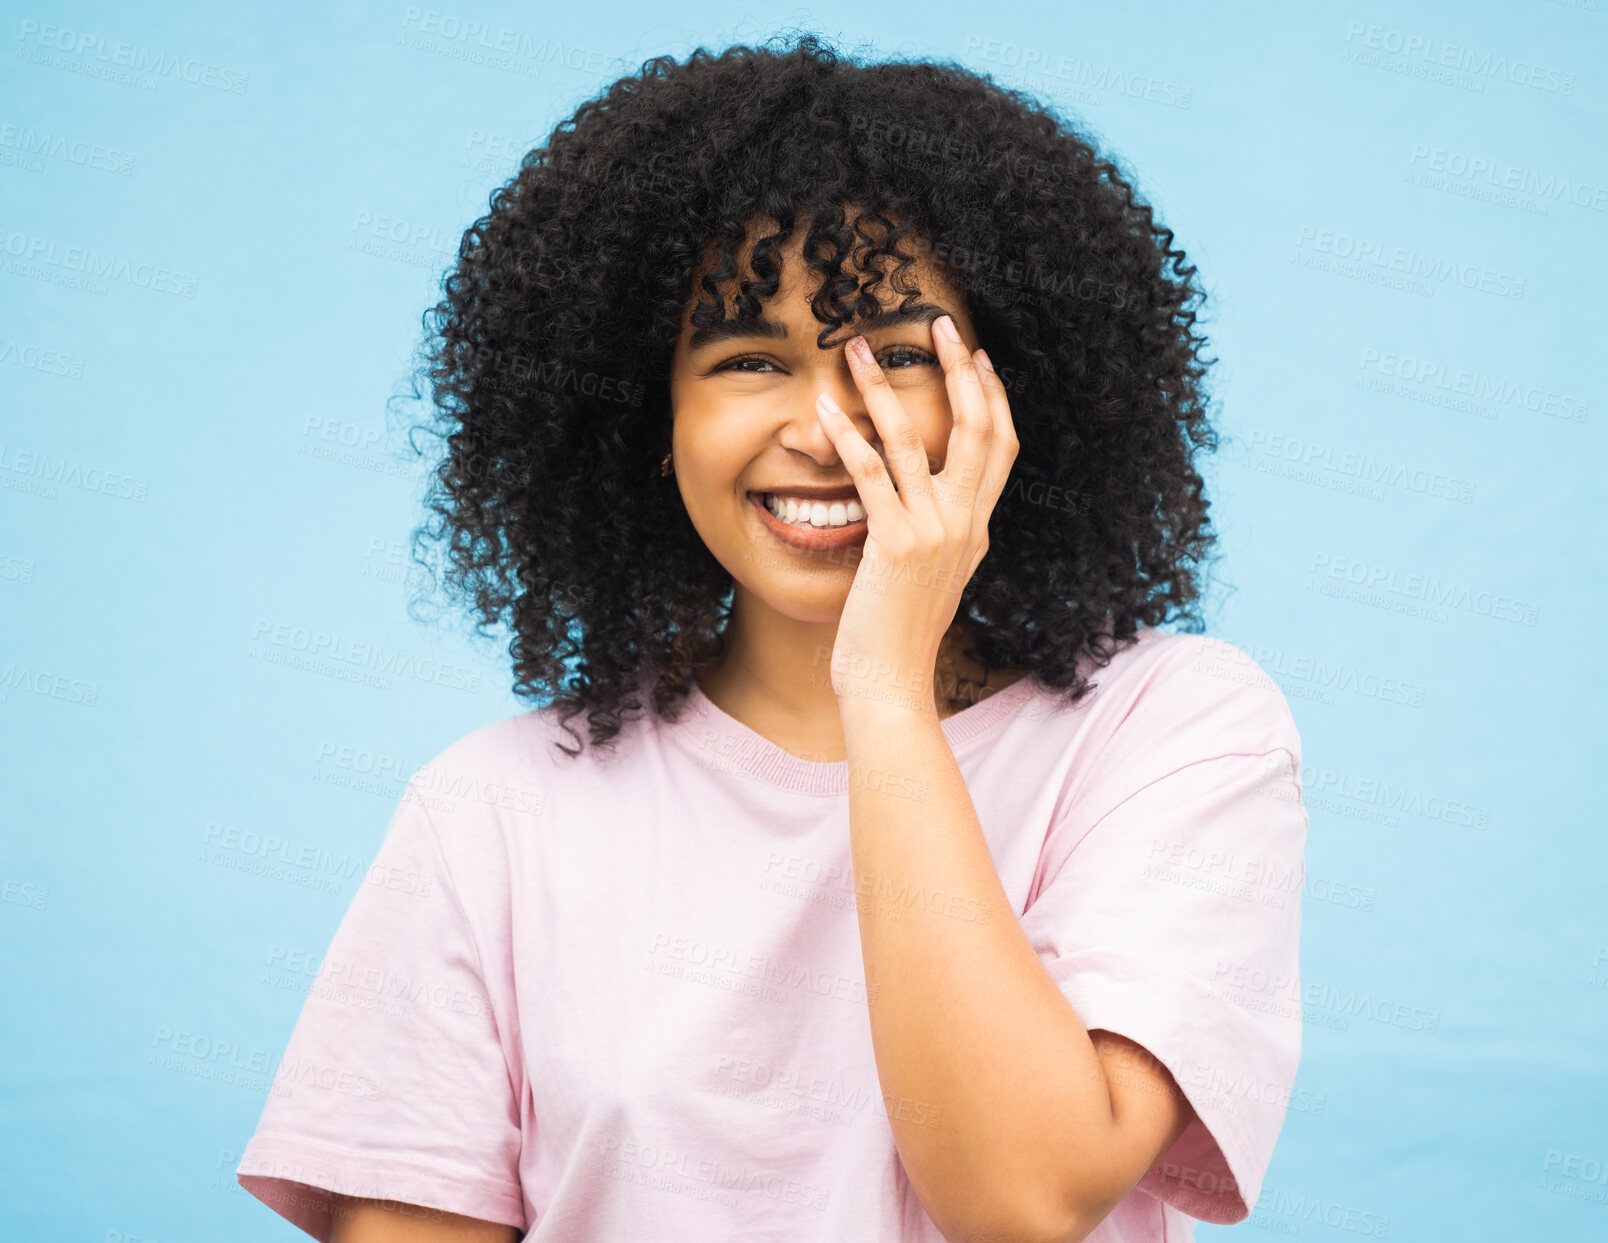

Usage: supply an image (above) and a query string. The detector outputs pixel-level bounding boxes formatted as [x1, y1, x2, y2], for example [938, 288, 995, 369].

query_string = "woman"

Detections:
[238, 34, 1307, 1243]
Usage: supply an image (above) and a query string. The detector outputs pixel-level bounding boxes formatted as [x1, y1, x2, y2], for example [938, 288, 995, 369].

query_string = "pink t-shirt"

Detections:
[238, 627, 1308, 1242]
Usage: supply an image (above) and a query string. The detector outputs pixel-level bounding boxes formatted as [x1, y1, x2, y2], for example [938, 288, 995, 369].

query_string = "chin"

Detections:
[764, 578, 856, 625]
[727, 561, 856, 625]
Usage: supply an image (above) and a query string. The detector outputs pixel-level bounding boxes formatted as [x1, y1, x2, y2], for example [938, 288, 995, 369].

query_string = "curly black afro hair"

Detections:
[406, 31, 1221, 759]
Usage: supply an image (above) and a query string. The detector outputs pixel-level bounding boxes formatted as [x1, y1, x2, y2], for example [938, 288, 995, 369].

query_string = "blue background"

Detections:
[3, 1, 1605, 1239]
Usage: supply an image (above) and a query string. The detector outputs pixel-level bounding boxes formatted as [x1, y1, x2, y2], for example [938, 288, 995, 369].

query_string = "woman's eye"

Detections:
[713, 346, 937, 374]
[879, 346, 938, 370]
[715, 355, 780, 374]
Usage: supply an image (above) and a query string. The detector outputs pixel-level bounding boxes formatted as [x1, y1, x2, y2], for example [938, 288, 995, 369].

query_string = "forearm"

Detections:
[840, 697, 1114, 1243]
[328, 1195, 519, 1242]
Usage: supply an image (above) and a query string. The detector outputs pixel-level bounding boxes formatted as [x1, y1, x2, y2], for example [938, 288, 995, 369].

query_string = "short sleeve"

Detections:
[236, 776, 526, 1241]
[1018, 640, 1308, 1225]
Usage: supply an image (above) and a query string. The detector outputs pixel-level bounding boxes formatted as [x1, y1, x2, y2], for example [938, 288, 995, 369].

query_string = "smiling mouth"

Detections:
[752, 491, 868, 529]
[746, 491, 871, 550]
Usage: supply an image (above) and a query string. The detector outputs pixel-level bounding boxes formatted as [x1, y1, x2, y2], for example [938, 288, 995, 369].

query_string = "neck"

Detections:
[701, 589, 846, 727]
[693, 588, 1001, 763]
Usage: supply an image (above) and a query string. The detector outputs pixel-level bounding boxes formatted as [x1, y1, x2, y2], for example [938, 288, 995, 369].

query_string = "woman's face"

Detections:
[668, 226, 982, 625]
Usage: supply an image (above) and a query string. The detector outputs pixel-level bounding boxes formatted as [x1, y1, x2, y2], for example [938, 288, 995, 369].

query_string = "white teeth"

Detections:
[763, 494, 865, 529]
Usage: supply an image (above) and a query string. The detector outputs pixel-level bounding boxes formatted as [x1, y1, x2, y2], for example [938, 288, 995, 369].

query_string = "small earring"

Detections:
[659, 450, 673, 477]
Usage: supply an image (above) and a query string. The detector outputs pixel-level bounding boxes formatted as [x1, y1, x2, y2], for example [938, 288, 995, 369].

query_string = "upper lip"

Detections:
[749, 483, 892, 500]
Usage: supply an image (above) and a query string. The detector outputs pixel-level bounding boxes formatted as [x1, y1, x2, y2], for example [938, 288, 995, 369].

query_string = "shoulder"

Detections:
[1043, 628, 1303, 775]
[1020, 630, 1309, 875]
[420, 693, 633, 781]
[398, 703, 602, 852]
[1125, 630, 1297, 737]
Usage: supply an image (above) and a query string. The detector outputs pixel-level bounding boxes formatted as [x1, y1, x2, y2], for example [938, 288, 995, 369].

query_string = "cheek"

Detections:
[670, 440, 754, 537]
[679, 450, 755, 505]
[676, 487, 748, 566]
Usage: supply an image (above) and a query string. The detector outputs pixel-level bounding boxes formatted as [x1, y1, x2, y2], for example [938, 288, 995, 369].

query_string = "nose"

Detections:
[776, 351, 879, 464]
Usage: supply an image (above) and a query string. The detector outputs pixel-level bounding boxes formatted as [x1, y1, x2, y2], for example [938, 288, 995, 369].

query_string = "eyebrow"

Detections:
[686, 301, 952, 351]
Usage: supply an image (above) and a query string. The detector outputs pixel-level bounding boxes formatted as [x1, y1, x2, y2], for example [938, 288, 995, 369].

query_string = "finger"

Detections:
[842, 334, 937, 516]
[930, 315, 993, 517]
[815, 391, 907, 532]
[970, 348, 1021, 517]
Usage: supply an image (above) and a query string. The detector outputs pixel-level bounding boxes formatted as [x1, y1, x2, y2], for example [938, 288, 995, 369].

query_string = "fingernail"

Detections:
[975, 348, 995, 373]
[817, 391, 843, 416]
[935, 315, 962, 343]
[848, 336, 873, 363]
